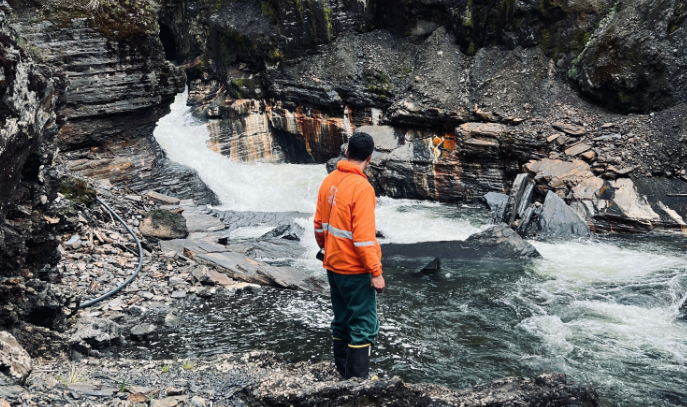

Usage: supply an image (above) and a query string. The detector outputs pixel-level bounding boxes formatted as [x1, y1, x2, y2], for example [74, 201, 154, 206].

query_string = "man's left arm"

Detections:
[350, 185, 382, 277]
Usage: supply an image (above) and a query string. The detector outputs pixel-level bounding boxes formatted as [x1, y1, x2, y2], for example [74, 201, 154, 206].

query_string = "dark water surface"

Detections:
[123, 235, 687, 407]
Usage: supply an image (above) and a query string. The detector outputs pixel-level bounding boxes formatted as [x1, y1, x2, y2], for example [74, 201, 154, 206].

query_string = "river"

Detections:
[132, 91, 687, 406]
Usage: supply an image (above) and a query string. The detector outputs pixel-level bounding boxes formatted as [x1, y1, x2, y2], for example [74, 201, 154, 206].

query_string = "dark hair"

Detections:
[347, 132, 374, 161]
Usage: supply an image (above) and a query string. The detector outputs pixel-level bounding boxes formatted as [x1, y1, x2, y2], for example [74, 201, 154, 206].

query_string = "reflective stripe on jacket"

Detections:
[314, 160, 382, 277]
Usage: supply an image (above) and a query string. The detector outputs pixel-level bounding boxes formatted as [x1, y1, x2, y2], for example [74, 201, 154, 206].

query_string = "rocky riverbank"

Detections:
[0, 176, 602, 407]
[1, 351, 600, 407]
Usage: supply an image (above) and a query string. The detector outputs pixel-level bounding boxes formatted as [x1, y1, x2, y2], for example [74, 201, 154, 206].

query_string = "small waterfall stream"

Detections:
[145, 91, 687, 407]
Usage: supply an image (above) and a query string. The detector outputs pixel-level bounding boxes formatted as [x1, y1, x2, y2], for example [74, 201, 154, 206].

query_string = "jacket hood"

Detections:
[336, 160, 367, 178]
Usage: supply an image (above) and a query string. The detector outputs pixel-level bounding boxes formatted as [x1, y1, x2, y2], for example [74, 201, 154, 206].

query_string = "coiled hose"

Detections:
[79, 197, 143, 308]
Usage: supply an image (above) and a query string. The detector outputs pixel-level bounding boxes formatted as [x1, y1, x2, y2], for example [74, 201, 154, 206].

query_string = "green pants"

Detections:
[327, 270, 379, 346]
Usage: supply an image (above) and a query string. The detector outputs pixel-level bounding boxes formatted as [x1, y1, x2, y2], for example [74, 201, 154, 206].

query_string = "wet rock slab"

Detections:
[381, 224, 540, 260]
[161, 240, 323, 292]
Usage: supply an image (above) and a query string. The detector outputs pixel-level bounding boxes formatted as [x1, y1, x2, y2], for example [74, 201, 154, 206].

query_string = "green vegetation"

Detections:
[59, 178, 97, 206]
[467, 41, 475, 56]
[399, 66, 412, 79]
[161, 365, 170, 373]
[260, 0, 278, 21]
[323, 6, 333, 42]
[181, 361, 194, 371]
[16, 36, 44, 62]
[231, 77, 256, 99]
[364, 70, 392, 96]
[56, 369, 88, 385]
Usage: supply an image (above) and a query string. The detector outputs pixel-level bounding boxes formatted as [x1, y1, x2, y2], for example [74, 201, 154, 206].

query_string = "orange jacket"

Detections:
[314, 160, 382, 277]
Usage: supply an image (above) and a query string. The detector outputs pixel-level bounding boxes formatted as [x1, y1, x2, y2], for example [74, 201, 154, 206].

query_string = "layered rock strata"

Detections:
[0, 2, 80, 356]
[486, 159, 687, 235]
[157, 0, 686, 227]
[9, 1, 219, 205]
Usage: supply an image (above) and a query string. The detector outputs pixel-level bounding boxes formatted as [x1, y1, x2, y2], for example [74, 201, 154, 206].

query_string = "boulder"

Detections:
[69, 317, 122, 354]
[464, 224, 541, 258]
[140, 210, 189, 240]
[144, 191, 181, 205]
[457, 123, 507, 138]
[484, 192, 509, 224]
[538, 191, 591, 238]
[259, 223, 304, 241]
[0, 332, 31, 385]
[564, 143, 592, 157]
[552, 122, 586, 136]
[523, 159, 594, 190]
[130, 323, 158, 339]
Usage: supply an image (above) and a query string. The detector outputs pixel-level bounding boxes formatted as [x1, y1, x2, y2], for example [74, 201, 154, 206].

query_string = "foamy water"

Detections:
[153, 90, 481, 243]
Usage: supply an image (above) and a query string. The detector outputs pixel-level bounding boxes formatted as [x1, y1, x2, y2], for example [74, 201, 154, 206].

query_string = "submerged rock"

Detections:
[140, 210, 189, 240]
[421, 257, 441, 273]
[0, 332, 31, 385]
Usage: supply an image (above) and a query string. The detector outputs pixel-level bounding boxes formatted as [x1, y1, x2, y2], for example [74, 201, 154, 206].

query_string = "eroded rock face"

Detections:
[572, 0, 687, 113]
[9, 2, 218, 205]
[0, 332, 31, 385]
[0, 4, 79, 353]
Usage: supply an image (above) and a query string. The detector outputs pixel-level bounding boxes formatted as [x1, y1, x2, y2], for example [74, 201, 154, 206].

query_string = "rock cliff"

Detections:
[147, 0, 687, 234]
[9, 0, 219, 205]
[0, 1, 78, 356]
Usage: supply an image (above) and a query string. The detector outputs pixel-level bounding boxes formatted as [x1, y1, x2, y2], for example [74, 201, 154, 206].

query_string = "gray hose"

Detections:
[79, 197, 144, 308]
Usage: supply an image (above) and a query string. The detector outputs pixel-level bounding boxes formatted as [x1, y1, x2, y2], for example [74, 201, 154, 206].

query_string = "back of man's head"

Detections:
[347, 132, 374, 162]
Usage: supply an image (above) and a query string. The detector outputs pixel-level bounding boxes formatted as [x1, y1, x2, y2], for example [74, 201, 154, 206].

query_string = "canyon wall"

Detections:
[153, 0, 687, 233]
[10, 0, 219, 204]
[0, 1, 78, 357]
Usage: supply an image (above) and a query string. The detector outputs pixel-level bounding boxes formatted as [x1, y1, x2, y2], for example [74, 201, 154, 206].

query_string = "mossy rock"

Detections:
[59, 178, 97, 205]
[139, 210, 188, 240]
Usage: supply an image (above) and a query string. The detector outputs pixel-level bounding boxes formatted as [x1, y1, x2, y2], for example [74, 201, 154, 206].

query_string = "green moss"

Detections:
[323, 6, 333, 42]
[231, 77, 259, 99]
[467, 41, 475, 56]
[538, 29, 551, 48]
[231, 78, 255, 89]
[364, 69, 392, 96]
[260, 0, 278, 21]
[268, 48, 284, 62]
[59, 178, 97, 206]
[285, 0, 304, 19]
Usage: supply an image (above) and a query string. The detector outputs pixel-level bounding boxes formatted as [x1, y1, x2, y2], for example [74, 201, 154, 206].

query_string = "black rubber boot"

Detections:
[344, 345, 370, 379]
[333, 340, 348, 378]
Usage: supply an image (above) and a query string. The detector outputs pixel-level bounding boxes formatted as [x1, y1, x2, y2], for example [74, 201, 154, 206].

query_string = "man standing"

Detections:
[314, 132, 385, 380]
